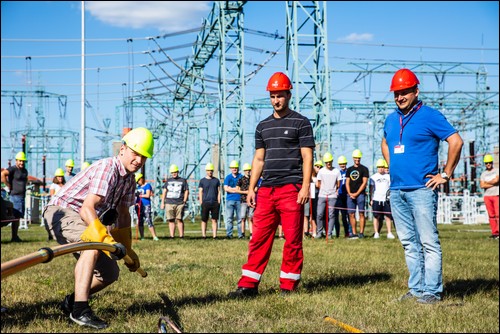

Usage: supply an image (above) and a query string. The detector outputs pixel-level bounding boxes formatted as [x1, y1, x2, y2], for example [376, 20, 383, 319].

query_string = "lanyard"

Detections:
[398, 101, 423, 144]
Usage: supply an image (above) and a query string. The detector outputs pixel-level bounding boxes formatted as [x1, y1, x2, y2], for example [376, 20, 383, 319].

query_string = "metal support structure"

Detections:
[285, 1, 331, 158]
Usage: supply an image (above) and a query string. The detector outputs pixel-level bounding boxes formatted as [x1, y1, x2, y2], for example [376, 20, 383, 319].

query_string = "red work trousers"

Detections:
[238, 184, 304, 291]
[484, 195, 499, 235]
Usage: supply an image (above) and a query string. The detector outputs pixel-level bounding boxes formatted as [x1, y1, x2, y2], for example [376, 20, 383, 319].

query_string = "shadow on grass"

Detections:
[445, 278, 499, 298]
[302, 272, 392, 292]
[0, 300, 67, 329]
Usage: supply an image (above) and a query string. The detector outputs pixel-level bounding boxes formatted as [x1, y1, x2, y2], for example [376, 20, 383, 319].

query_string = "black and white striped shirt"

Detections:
[256, 110, 315, 186]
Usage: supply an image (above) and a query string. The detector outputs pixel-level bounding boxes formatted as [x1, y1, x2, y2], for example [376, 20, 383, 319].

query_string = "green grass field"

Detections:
[1, 219, 499, 333]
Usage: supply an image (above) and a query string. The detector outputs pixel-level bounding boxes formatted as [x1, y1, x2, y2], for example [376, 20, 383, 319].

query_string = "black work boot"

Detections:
[227, 287, 258, 299]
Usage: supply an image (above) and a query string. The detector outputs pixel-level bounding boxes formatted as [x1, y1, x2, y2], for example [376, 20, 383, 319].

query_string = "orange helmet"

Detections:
[390, 68, 420, 91]
[266, 72, 293, 91]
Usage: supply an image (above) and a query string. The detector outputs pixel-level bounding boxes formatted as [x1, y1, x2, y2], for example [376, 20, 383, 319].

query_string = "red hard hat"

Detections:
[266, 72, 293, 91]
[390, 68, 420, 91]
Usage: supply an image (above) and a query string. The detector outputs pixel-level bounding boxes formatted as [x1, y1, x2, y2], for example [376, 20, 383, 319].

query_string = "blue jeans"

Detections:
[225, 200, 241, 238]
[10, 195, 25, 219]
[390, 188, 442, 299]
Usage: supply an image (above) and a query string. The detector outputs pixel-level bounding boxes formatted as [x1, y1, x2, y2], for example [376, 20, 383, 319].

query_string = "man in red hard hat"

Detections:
[228, 72, 315, 297]
[382, 68, 463, 305]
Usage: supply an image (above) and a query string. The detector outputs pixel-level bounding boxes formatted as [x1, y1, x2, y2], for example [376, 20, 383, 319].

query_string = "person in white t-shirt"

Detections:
[315, 152, 341, 238]
[369, 159, 395, 239]
[49, 168, 66, 196]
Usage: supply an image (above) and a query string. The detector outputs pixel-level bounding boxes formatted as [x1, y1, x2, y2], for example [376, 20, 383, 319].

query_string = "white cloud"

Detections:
[85, 1, 212, 32]
[337, 33, 374, 43]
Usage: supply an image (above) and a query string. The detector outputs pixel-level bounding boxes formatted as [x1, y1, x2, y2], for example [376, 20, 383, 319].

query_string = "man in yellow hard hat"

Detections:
[198, 162, 221, 239]
[1, 151, 28, 242]
[160, 164, 189, 239]
[65, 159, 76, 181]
[236, 163, 255, 239]
[42, 127, 154, 329]
[346, 149, 370, 239]
[369, 159, 395, 239]
[224, 160, 243, 239]
[479, 154, 499, 239]
[333, 155, 352, 238]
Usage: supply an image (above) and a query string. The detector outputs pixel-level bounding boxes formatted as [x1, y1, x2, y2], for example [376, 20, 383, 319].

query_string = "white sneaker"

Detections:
[373, 232, 380, 239]
[387, 233, 395, 239]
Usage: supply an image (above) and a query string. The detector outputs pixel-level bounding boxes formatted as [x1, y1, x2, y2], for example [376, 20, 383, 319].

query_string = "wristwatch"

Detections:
[440, 172, 450, 181]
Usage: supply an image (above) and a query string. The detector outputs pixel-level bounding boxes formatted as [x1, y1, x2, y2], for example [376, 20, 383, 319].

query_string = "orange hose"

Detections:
[324, 316, 364, 333]
[1, 241, 147, 280]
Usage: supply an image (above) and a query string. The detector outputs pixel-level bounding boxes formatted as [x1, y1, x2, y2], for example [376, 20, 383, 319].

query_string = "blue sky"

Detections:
[1, 1, 499, 179]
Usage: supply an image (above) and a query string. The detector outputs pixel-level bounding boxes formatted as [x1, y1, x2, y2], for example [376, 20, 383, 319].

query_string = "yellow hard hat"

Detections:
[65, 159, 75, 167]
[135, 173, 144, 183]
[352, 149, 363, 158]
[54, 168, 65, 177]
[314, 160, 324, 167]
[484, 154, 494, 163]
[243, 163, 252, 171]
[81, 161, 91, 170]
[229, 160, 239, 168]
[15, 151, 27, 161]
[122, 127, 154, 158]
[323, 152, 334, 163]
[337, 155, 348, 165]
[376, 158, 387, 168]
[205, 162, 214, 171]
[169, 164, 179, 173]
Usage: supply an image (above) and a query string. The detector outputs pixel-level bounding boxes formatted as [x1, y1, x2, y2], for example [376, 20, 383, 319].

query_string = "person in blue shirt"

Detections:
[224, 160, 243, 239]
[382, 68, 463, 305]
[135, 173, 159, 241]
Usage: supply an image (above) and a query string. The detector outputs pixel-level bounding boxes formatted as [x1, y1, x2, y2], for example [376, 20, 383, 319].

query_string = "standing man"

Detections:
[161, 164, 189, 239]
[480, 154, 499, 239]
[135, 173, 160, 241]
[315, 152, 341, 239]
[224, 160, 243, 239]
[369, 158, 395, 239]
[228, 71, 314, 297]
[382, 68, 463, 305]
[236, 163, 255, 239]
[198, 163, 221, 239]
[42, 127, 154, 329]
[333, 155, 352, 238]
[1, 151, 28, 242]
[346, 149, 369, 239]
[65, 159, 76, 182]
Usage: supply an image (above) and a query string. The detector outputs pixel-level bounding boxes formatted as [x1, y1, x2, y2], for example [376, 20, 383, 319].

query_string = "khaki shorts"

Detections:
[165, 203, 185, 221]
[42, 205, 119, 283]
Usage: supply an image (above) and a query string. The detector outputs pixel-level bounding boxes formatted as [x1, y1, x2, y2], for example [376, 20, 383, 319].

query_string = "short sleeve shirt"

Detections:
[346, 164, 369, 194]
[255, 110, 315, 186]
[199, 177, 220, 203]
[7, 166, 28, 196]
[48, 156, 135, 216]
[481, 168, 499, 196]
[163, 177, 188, 205]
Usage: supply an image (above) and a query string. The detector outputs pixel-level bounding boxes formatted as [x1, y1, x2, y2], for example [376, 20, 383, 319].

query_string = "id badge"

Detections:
[394, 145, 405, 154]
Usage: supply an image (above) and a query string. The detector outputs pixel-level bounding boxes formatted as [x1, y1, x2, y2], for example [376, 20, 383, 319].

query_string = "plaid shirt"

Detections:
[48, 156, 135, 216]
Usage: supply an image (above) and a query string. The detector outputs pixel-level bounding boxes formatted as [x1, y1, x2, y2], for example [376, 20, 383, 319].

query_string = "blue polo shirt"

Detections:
[224, 173, 242, 201]
[383, 103, 457, 190]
